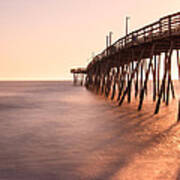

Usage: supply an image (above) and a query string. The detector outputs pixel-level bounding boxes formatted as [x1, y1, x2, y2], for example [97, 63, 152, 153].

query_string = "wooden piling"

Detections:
[135, 61, 139, 98]
[162, 54, 167, 103]
[111, 68, 117, 100]
[117, 65, 125, 101]
[177, 50, 180, 79]
[138, 44, 155, 111]
[178, 100, 180, 122]
[118, 48, 145, 106]
[157, 55, 161, 95]
[166, 53, 171, 106]
[140, 61, 144, 90]
[153, 55, 157, 101]
[144, 60, 148, 96]
[154, 41, 173, 114]
[128, 63, 132, 103]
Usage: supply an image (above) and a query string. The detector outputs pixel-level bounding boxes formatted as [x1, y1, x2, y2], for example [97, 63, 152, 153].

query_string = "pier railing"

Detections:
[88, 12, 180, 68]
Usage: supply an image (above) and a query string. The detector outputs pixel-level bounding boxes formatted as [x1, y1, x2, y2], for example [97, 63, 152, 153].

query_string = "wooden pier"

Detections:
[71, 12, 180, 116]
[70, 68, 86, 86]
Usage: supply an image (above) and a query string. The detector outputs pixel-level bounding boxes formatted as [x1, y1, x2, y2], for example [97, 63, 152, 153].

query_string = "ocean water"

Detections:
[0, 81, 180, 180]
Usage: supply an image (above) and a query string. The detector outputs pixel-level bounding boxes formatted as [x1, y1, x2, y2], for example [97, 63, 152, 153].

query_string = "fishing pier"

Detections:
[71, 12, 180, 117]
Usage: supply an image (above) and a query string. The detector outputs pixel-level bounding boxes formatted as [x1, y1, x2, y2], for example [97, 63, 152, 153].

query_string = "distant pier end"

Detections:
[70, 68, 87, 86]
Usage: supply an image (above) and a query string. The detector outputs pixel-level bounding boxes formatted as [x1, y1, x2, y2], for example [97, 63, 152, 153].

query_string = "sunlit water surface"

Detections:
[0, 81, 180, 180]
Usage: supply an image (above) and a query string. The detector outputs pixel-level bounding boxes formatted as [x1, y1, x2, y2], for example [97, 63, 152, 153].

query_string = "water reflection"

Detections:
[0, 81, 179, 179]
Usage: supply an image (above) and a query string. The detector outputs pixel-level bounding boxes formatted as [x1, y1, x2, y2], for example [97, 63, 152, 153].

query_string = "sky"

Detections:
[0, 0, 179, 80]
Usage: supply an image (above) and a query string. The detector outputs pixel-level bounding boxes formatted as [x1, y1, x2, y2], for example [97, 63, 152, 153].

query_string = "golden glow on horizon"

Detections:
[0, 0, 180, 80]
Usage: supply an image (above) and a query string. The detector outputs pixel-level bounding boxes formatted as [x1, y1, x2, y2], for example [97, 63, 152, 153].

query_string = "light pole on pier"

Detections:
[126, 16, 130, 35]
[109, 31, 113, 46]
[106, 35, 109, 49]
[106, 32, 113, 56]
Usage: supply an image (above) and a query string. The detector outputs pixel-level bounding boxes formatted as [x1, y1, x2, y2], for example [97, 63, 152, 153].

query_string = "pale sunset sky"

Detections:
[0, 0, 179, 80]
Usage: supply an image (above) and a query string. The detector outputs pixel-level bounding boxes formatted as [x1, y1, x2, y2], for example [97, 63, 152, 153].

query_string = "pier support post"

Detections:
[80, 74, 84, 86]
[101, 73, 106, 95]
[157, 55, 161, 95]
[166, 55, 171, 105]
[105, 68, 111, 98]
[170, 80, 175, 99]
[127, 63, 132, 103]
[177, 50, 180, 122]
[140, 61, 144, 90]
[166, 50, 174, 106]
[111, 67, 119, 100]
[107, 69, 113, 98]
[178, 100, 180, 122]
[154, 41, 173, 114]
[101, 64, 106, 95]
[177, 50, 180, 79]
[73, 73, 77, 85]
[118, 48, 145, 106]
[135, 61, 139, 98]
[153, 55, 157, 101]
[138, 44, 155, 111]
[144, 60, 148, 96]
[162, 55, 167, 103]
[117, 65, 125, 101]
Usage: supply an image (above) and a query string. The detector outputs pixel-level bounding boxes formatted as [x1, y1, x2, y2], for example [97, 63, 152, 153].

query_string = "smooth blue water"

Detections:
[0, 81, 180, 180]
